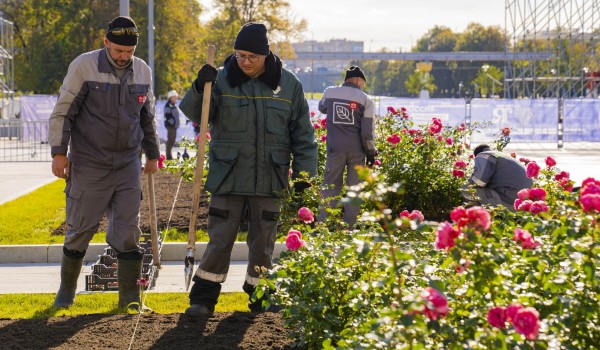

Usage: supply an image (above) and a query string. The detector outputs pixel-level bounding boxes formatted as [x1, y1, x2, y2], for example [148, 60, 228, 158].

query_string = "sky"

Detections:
[198, 0, 506, 52]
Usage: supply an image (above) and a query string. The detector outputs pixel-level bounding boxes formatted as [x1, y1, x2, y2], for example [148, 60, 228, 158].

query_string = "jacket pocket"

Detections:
[266, 100, 292, 136]
[128, 85, 149, 116]
[271, 151, 291, 194]
[220, 98, 249, 132]
[205, 146, 238, 194]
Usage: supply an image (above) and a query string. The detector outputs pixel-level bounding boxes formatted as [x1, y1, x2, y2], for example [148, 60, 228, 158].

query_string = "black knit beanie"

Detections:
[234, 23, 270, 55]
[106, 16, 138, 46]
[345, 66, 367, 81]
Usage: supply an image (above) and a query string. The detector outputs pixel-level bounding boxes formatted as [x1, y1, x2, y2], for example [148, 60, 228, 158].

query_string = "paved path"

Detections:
[0, 261, 248, 294]
[0, 142, 598, 295]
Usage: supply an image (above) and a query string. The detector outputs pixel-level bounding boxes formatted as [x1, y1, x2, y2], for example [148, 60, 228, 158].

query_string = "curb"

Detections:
[0, 242, 288, 264]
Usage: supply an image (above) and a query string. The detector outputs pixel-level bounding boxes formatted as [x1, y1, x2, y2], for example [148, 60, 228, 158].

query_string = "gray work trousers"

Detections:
[166, 127, 177, 159]
[194, 195, 280, 286]
[318, 152, 365, 227]
[461, 184, 514, 210]
[63, 160, 143, 254]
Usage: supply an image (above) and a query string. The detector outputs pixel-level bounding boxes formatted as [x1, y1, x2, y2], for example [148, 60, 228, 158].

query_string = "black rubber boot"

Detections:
[53, 253, 84, 308]
[185, 277, 221, 317]
[117, 258, 151, 312]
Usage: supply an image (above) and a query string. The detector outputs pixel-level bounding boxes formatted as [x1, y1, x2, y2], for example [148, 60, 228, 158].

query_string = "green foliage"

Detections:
[405, 71, 436, 96]
[258, 145, 600, 349]
[373, 110, 475, 220]
[0, 292, 249, 319]
[0, 180, 106, 244]
[0, 0, 203, 95]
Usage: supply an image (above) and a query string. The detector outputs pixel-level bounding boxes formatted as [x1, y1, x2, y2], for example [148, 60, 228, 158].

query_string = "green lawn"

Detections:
[0, 180, 249, 245]
[0, 292, 248, 319]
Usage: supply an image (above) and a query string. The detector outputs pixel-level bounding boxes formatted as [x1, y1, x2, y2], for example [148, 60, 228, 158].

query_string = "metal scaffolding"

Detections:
[505, 0, 600, 99]
[0, 15, 14, 118]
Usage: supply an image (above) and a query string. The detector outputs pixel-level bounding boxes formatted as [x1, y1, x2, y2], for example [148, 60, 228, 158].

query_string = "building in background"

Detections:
[285, 39, 364, 93]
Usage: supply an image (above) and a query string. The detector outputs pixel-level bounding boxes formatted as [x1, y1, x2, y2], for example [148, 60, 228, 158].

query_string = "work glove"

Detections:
[293, 181, 310, 195]
[366, 151, 376, 167]
[194, 64, 218, 90]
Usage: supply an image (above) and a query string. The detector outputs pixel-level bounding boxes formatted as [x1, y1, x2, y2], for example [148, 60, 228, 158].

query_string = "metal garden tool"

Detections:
[147, 172, 161, 269]
[185, 45, 216, 290]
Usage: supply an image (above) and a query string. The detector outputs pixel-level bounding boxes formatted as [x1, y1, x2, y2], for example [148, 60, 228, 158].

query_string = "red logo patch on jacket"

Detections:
[349, 102, 358, 110]
[138, 96, 147, 104]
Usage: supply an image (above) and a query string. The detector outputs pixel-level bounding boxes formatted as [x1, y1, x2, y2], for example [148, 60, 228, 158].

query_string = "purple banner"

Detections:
[563, 99, 600, 142]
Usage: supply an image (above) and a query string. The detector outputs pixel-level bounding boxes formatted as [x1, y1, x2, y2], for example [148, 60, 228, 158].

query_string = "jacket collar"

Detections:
[224, 52, 282, 90]
[342, 81, 361, 89]
[98, 48, 134, 74]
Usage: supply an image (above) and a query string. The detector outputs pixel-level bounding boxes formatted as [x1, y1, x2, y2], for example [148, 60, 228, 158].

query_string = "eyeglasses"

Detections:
[234, 52, 264, 63]
[109, 27, 139, 36]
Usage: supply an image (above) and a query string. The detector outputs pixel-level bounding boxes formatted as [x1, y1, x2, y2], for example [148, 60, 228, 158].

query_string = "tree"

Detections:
[0, 0, 205, 95]
[472, 64, 504, 98]
[204, 0, 307, 64]
[405, 71, 436, 96]
[414, 25, 458, 97]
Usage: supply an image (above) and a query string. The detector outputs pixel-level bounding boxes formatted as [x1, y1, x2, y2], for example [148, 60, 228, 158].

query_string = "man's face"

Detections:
[104, 38, 136, 67]
[235, 50, 266, 78]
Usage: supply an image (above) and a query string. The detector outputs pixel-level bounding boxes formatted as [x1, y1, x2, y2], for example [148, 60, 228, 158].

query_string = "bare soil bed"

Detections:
[0, 312, 301, 349]
[52, 170, 209, 235]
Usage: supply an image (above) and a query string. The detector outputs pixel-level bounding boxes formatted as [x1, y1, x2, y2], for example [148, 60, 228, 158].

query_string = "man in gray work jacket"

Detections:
[49, 16, 160, 310]
[317, 66, 376, 227]
[179, 22, 318, 317]
[462, 144, 532, 209]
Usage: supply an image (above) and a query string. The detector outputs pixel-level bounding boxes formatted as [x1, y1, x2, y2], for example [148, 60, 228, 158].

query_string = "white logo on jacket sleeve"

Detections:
[333, 102, 355, 125]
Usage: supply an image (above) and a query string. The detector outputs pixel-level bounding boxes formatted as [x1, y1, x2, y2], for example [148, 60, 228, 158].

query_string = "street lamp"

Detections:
[482, 64, 490, 98]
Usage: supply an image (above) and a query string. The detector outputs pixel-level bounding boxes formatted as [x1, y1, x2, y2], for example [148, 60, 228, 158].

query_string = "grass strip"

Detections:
[0, 292, 248, 319]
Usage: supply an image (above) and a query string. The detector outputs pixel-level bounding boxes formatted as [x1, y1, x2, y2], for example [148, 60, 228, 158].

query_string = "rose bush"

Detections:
[256, 119, 599, 349]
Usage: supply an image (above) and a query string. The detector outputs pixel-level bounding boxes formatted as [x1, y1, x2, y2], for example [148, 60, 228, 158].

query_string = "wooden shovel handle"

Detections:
[147, 172, 160, 267]
[187, 45, 216, 250]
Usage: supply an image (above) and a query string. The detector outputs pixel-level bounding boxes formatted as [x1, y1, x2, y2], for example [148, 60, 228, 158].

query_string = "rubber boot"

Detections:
[243, 282, 281, 313]
[117, 258, 151, 312]
[185, 276, 221, 318]
[53, 254, 84, 308]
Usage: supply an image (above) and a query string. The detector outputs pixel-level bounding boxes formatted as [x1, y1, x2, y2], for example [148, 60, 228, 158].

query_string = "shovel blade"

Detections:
[184, 249, 195, 291]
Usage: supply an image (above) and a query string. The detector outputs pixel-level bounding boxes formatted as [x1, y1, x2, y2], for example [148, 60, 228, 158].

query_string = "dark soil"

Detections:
[0, 312, 301, 350]
[52, 171, 209, 235]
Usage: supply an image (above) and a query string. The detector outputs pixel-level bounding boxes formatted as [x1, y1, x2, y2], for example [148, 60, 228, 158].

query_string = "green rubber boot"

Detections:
[53, 254, 84, 308]
[117, 258, 152, 312]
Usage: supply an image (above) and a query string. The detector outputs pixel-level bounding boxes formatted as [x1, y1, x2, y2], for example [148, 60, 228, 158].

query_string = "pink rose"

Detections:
[374, 159, 381, 166]
[399, 210, 410, 218]
[297, 207, 315, 224]
[413, 137, 422, 144]
[518, 200, 533, 212]
[158, 154, 166, 169]
[514, 199, 523, 211]
[528, 188, 547, 201]
[310, 111, 315, 117]
[526, 161, 540, 178]
[435, 221, 458, 250]
[428, 123, 442, 135]
[452, 169, 465, 178]
[285, 230, 305, 251]
[514, 228, 540, 249]
[421, 287, 449, 320]
[459, 122, 466, 131]
[529, 200, 549, 214]
[320, 134, 327, 142]
[454, 160, 468, 169]
[319, 118, 327, 128]
[466, 206, 491, 231]
[581, 177, 600, 196]
[409, 210, 425, 223]
[513, 307, 541, 340]
[313, 123, 321, 129]
[446, 137, 453, 145]
[408, 129, 419, 136]
[450, 207, 468, 227]
[545, 156, 557, 167]
[580, 194, 600, 212]
[554, 171, 570, 181]
[437, 136, 443, 141]
[501, 127, 511, 136]
[517, 188, 530, 200]
[506, 303, 524, 323]
[387, 134, 401, 145]
[387, 106, 398, 114]
[455, 259, 470, 274]
[559, 178, 573, 192]
[487, 306, 507, 329]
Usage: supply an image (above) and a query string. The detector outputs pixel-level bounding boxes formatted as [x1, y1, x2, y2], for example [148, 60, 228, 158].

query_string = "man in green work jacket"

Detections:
[179, 22, 318, 316]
